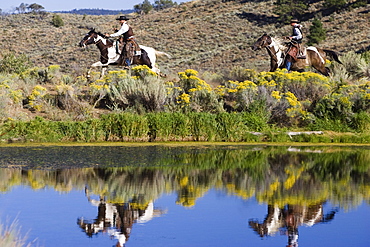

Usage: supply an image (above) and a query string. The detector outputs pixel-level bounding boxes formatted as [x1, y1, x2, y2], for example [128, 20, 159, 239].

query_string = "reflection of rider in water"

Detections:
[284, 206, 300, 247]
[249, 203, 338, 247]
[77, 188, 157, 247]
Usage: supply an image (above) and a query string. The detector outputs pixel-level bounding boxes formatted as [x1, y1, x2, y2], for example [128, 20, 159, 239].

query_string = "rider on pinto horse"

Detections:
[285, 19, 306, 72]
[107, 15, 141, 68]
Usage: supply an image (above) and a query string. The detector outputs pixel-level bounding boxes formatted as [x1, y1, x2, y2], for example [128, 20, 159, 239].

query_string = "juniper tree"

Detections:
[52, 14, 64, 27]
[307, 18, 326, 45]
[274, 0, 309, 24]
[134, 0, 153, 15]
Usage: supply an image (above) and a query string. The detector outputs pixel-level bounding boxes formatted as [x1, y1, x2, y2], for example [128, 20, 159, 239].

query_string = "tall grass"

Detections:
[0, 220, 29, 247]
[2, 112, 370, 143]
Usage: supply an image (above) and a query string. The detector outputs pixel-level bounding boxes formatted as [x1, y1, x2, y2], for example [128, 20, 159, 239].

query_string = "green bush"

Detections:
[0, 53, 32, 74]
[51, 14, 64, 27]
[352, 111, 370, 132]
[307, 18, 326, 46]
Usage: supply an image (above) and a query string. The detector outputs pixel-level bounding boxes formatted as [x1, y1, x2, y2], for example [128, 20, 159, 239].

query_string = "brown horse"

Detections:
[79, 29, 170, 77]
[252, 34, 342, 76]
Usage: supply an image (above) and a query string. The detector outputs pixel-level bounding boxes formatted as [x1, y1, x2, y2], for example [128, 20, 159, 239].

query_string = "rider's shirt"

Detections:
[110, 22, 134, 41]
[291, 24, 303, 42]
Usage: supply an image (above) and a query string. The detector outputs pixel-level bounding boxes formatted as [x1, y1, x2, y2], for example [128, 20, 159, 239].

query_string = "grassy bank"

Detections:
[1, 112, 369, 144]
[0, 48, 369, 144]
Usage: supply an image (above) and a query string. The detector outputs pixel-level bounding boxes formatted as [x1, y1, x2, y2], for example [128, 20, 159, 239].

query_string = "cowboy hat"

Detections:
[290, 19, 300, 23]
[116, 16, 129, 21]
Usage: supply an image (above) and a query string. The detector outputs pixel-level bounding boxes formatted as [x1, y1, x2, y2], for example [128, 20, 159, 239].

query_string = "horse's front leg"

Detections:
[87, 61, 104, 79]
[87, 67, 93, 79]
[270, 59, 279, 72]
[101, 66, 108, 78]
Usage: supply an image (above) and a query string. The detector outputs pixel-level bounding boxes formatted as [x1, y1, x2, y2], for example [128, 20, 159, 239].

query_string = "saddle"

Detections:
[117, 37, 141, 66]
[286, 41, 306, 60]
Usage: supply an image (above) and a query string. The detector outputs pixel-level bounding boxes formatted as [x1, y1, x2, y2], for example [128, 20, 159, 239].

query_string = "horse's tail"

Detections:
[323, 49, 343, 64]
[154, 50, 171, 58]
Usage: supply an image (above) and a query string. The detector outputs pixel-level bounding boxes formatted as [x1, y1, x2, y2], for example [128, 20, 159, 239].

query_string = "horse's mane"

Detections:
[96, 31, 109, 39]
[271, 36, 288, 51]
[87, 28, 109, 39]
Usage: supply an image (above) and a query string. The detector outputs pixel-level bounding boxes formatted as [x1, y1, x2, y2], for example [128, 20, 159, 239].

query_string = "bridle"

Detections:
[80, 31, 111, 61]
[81, 32, 98, 47]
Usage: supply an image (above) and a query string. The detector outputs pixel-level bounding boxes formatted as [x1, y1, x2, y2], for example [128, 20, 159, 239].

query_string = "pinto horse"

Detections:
[79, 29, 170, 76]
[252, 34, 342, 76]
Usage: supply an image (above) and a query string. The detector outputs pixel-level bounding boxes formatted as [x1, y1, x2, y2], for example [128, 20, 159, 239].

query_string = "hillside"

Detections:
[0, 0, 369, 77]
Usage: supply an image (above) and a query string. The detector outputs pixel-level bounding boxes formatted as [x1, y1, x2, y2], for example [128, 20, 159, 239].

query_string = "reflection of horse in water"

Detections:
[252, 34, 342, 76]
[77, 188, 162, 247]
[79, 29, 171, 77]
[249, 203, 337, 247]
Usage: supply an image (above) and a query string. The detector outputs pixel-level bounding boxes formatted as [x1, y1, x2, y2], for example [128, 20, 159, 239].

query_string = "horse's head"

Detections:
[252, 33, 272, 51]
[79, 29, 99, 48]
[79, 29, 112, 48]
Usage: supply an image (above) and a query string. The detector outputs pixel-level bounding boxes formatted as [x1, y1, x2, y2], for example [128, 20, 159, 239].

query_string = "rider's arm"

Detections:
[110, 23, 129, 37]
[290, 26, 302, 41]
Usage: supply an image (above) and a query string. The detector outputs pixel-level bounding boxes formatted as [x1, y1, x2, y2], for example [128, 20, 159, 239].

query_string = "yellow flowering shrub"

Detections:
[56, 83, 74, 96]
[271, 90, 281, 100]
[176, 69, 223, 112]
[0, 78, 23, 108]
[222, 80, 258, 111]
[28, 85, 47, 111]
[131, 65, 157, 78]
[176, 93, 191, 108]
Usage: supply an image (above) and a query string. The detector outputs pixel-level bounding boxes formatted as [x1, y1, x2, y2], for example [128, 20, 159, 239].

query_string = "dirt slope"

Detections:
[0, 0, 369, 76]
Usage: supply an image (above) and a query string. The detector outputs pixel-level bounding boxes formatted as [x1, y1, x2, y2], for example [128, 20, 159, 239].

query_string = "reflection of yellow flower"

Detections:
[264, 180, 280, 197]
[284, 166, 305, 190]
[179, 176, 189, 187]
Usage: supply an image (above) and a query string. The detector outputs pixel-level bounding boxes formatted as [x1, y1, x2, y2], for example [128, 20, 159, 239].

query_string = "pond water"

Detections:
[0, 145, 369, 247]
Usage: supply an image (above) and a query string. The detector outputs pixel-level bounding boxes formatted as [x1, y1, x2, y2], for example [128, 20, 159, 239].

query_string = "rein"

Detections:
[265, 45, 278, 62]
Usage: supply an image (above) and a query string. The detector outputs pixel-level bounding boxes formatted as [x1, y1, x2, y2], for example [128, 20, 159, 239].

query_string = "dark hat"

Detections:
[290, 19, 300, 23]
[116, 16, 129, 21]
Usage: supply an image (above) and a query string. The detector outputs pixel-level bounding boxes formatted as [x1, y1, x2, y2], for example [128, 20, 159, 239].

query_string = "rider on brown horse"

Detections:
[108, 15, 141, 68]
[285, 19, 305, 71]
